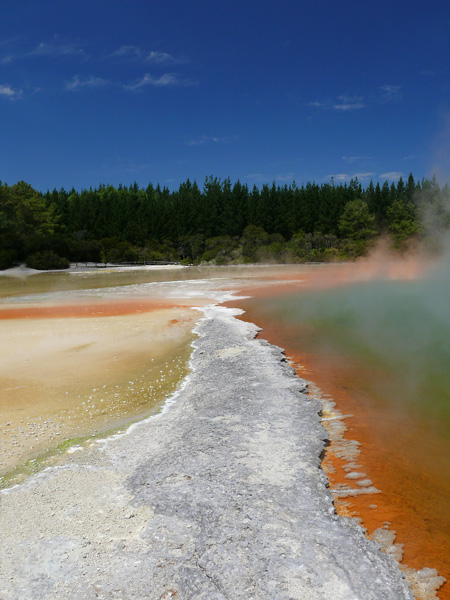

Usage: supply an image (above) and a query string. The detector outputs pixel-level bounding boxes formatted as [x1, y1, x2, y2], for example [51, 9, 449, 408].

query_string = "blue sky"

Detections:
[1, 0, 449, 192]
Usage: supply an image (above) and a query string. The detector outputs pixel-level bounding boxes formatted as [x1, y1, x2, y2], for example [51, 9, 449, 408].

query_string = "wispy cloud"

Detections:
[1, 40, 192, 96]
[380, 171, 403, 180]
[353, 172, 376, 179]
[244, 173, 268, 181]
[243, 172, 297, 183]
[146, 50, 177, 64]
[122, 162, 155, 173]
[0, 38, 20, 63]
[65, 75, 110, 91]
[1, 40, 88, 64]
[277, 172, 296, 182]
[327, 172, 405, 182]
[333, 102, 365, 111]
[65, 72, 191, 93]
[420, 69, 436, 77]
[0, 83, 22, 99]
[309, 86, 402, 112]
[29, 42, 87, 59]
[185, 135, 228, 146]
[108, 46, 181, 65]
[307, 101, 327, 108]
[419, 68, 449, 78]
[342, 156, 372, 163]
[327, 172, 375, 182]
[108, 45, 143, 59]
[327, 173, 350, 181]
[124, 73, 182, 91]
[379, 84, 402, 102]
[308, 96, 365, 111]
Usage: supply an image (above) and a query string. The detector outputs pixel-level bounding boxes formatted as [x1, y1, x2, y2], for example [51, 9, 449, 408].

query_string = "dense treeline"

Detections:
[0, 175, 449, 269]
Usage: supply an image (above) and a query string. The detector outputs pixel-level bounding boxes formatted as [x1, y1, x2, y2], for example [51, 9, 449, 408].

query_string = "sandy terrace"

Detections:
[0, 301, 199, 478]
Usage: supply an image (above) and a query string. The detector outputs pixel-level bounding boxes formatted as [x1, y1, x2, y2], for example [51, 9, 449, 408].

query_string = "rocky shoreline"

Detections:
[0, 305, 413, 599]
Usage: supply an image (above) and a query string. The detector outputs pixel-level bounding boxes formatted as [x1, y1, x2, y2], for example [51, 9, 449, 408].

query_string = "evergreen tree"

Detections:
[387, 199, 421, 247]
[339, 199, 376, 241]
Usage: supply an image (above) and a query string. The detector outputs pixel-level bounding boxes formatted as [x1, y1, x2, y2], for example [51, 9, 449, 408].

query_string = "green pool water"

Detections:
[238, 262, 450, 592]
[259, 268, 450, 435]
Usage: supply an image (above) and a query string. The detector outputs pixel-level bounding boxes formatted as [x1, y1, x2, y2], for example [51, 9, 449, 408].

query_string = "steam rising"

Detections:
[264, 247, 450, 427]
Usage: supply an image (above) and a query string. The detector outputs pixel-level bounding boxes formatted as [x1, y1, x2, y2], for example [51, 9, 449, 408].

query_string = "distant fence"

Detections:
[74, 261, 182, 268]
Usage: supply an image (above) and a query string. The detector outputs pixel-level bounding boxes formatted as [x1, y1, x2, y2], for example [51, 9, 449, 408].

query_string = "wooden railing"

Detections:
[75, 261, 182, 267]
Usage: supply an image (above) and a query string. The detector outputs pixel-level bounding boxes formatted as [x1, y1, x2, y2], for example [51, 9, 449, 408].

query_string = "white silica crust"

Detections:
[0, 306, 413, 600]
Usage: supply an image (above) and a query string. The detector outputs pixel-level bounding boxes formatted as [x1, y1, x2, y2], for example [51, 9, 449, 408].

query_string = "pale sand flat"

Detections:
[0, 305, 198, 475]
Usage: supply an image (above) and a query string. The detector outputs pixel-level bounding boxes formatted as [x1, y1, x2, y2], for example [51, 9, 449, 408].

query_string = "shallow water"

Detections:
[234, 266, 450, 599]
[0, 305, 197, 480]
[0, 264, 287, 300]
[0, 265, 291, 482]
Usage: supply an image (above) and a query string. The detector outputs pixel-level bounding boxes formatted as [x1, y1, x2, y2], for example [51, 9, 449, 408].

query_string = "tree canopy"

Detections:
[0, 174, 448, 269]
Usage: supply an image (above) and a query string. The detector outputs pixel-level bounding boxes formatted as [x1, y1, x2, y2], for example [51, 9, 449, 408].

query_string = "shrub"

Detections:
[0, 249, 17, 270]
[25, 250, 70, 270]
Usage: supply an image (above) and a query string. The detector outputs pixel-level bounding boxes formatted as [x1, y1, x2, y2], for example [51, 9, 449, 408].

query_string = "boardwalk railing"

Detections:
[74, 261, 182, 268]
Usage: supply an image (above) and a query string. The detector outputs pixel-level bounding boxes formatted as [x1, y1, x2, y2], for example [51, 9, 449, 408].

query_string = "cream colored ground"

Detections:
[0, 306, 198, 478]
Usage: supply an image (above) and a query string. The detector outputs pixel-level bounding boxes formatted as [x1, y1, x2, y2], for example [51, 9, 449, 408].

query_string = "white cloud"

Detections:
[65, 75, 110, 91]
[66, 72, 191, 93]
[327, 173, 349, 181]
[244, 173, 268, 182]
[380, 171, 403, 180]
[327, 172, 375, 182]
[342, 156, 372, 162]
[123, 162, 154, 173]
[0, 40, 88, 64]
[333, 95, 365, 110]
[379, 84, 402, 101]
[309, 86, 403, 113]
[124, 73, 180, 91]
[0, 83, 22, 99]
[308, 98, 365, 111]
[29, 42, 87, 59]
[109, 45, 142, 59]
[146, 51, 175, 64]
[336, 94, 364, 104]
[186, 135, 227, 146]
[353, 172, 376, 179]
[307, 101, 327, 108]
[186, 137, 207, 146]
[333, 102, 365, 111]
[108, 47, 181, 65]
[277, 172, 296, 182]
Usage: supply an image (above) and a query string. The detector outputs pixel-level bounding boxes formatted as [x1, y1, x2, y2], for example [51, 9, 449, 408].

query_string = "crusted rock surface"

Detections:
[0, 306, 413, 599]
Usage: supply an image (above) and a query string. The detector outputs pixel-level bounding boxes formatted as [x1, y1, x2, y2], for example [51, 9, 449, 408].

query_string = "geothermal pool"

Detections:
[0, 262, 448, 598]
[231, 259, 450, 599]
